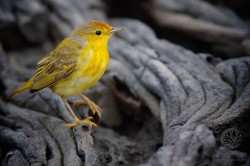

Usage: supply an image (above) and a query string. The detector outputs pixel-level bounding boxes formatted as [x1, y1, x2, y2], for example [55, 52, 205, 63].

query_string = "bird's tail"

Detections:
[8, 80, 32, 99]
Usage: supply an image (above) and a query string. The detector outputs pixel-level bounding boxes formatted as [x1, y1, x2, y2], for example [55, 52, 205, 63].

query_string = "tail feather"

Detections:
[8, 80, 32, 99]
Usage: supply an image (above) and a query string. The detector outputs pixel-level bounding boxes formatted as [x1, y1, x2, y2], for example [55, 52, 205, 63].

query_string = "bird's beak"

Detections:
[109, 27, 124, 34]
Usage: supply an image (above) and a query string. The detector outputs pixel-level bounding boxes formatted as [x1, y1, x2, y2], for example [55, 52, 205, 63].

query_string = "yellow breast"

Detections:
[52, 48, 109, 98]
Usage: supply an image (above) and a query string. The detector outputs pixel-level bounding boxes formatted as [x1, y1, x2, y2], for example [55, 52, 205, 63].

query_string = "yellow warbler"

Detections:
[9, 20, 124, 128]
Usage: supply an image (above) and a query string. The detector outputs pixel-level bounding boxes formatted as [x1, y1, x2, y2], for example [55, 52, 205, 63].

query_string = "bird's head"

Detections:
[71, 20, 123, 46]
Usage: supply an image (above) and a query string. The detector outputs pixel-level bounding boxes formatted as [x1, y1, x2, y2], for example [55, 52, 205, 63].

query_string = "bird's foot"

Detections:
[65, 117, 98, 128]
[73, 99, 101, 118]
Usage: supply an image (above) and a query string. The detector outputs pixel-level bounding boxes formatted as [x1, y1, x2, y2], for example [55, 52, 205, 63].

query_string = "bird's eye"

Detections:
[95, 31, 102, 35]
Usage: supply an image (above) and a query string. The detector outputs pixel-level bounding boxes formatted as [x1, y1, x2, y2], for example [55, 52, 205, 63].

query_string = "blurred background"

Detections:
[1, 0, 249, 58]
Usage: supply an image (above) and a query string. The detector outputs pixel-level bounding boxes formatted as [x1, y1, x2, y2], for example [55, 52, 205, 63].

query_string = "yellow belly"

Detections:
[51, 51, 109, 98]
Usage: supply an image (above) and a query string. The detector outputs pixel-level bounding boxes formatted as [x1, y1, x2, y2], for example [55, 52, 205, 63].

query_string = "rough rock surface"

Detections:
[0, 0, 250, 165]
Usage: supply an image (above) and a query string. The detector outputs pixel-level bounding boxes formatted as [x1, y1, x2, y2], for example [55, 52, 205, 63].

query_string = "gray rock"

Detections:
[0, 0, 250, 165]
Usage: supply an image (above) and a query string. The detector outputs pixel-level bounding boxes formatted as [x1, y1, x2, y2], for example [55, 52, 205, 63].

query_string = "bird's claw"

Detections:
[88, 101, 102, 118]
[65, 116, 98, 128]
[72, 100, 101, 118]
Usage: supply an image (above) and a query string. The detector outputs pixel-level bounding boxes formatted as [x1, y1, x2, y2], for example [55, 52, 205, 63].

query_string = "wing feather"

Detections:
[31, 37, 83, 92]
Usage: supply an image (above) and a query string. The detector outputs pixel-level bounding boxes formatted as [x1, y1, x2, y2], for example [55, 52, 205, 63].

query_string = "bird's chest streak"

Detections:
[75, 49, 109, 90]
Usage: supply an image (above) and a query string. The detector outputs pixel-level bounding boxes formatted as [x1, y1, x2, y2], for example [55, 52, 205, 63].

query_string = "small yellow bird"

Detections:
[9, 20, 123, 128]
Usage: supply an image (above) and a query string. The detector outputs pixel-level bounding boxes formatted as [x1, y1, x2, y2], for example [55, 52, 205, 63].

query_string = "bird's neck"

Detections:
[87, 39, 108, 51]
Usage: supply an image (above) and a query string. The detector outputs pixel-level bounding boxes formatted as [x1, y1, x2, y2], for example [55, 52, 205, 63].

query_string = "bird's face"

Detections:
[72, 20, 123, 46]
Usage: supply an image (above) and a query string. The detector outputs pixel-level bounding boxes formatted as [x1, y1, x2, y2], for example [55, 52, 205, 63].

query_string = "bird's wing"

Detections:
[31, 38, 84, 92]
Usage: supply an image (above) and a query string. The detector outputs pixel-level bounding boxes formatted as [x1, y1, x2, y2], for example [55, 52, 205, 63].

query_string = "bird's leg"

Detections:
[63, 98, 97, 128]
[73, 94, 102, 118]
[63, 98, 79, 121]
